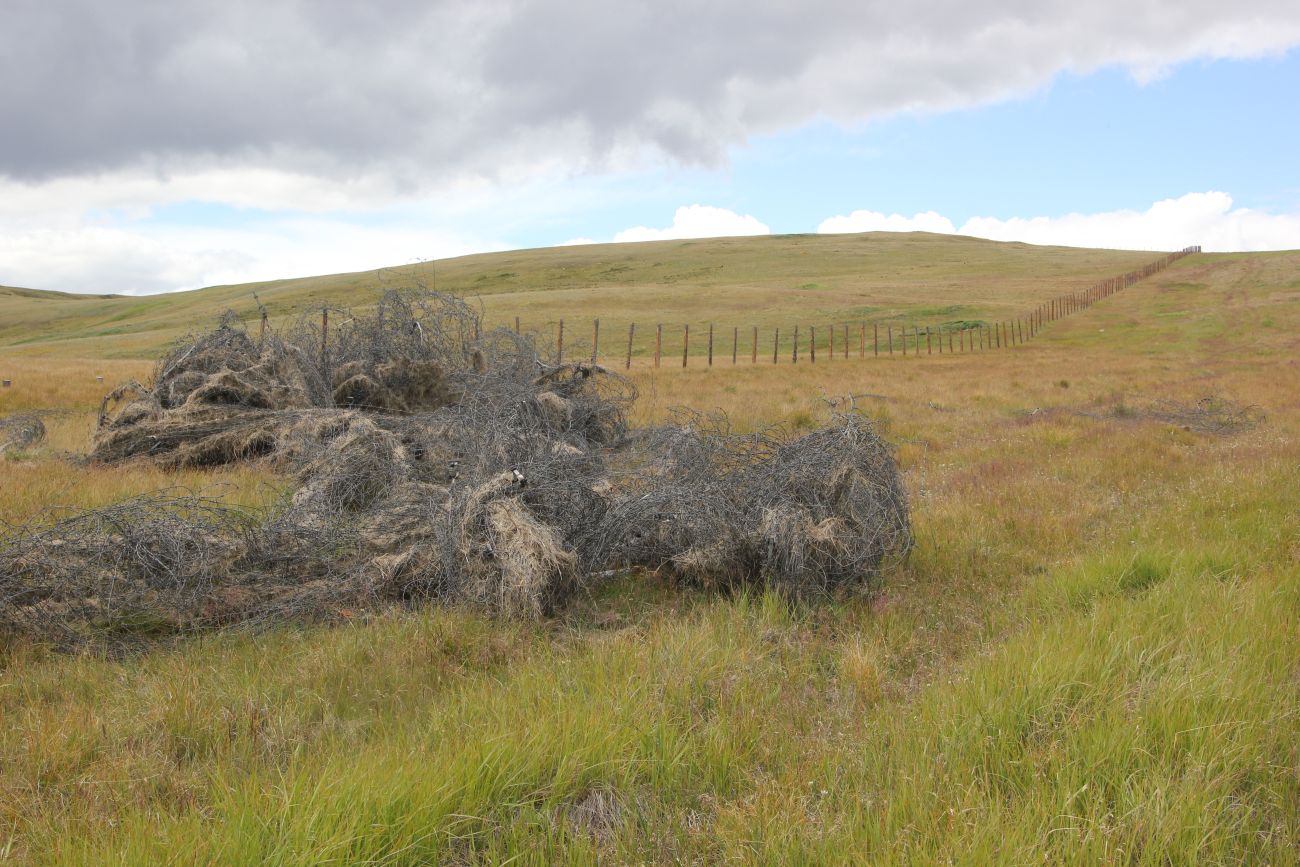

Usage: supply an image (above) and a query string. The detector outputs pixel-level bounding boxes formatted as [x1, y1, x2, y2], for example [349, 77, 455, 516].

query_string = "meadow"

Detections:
[1, 235, 1297, 864]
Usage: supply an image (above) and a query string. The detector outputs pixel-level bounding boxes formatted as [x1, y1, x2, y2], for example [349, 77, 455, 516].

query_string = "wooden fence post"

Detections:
[515, 316, 521, 334]
[948, 328, 954, 353]
[845, 323, 851, 359]
[793, 326, 799, 363]
[558, 319, 565, 363]
[592, 319, 599, 363]
[654, 324, 662, 368]
[811, 326, 817, 363]
[683, 324, 689, 368]
[873, 323, 879, 357]
[887, 325, 893, 356]
[626, 323, 635, 370]
[320, 307, 329, 367]
[926, 326, 932, 355]
[732, 326, 738, 364]
[828, 323, 834, 359]
[773, 328, 779, 364]
[752, 326, 758, 364]
[707, 323, 714, 367]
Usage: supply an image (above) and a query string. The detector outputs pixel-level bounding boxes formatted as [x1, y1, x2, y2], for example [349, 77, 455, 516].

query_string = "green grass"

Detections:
[1, 236, 1298, 864]
[0, 232, 1164, 361]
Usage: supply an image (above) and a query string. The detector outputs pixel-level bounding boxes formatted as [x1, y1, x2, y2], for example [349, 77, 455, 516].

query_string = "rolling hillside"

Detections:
[1, 237, 1297, 864]
[0, 232, 1163, 359]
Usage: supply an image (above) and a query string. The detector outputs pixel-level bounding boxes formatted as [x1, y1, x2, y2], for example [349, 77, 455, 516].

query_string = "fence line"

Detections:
[571, 246, 1198, 368]
[309, 247, 1202, 374]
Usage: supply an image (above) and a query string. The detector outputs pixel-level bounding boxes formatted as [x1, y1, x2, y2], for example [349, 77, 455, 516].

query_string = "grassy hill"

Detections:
[0, 232, 1162, 359]
[1, 237, 1297, 864]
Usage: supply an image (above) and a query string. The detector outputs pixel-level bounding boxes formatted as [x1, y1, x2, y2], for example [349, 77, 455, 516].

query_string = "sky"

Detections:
[2, 1, 1299, 295]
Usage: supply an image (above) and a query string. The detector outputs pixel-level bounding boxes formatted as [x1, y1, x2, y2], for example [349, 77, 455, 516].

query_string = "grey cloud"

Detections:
[3, 0, 1299, 184]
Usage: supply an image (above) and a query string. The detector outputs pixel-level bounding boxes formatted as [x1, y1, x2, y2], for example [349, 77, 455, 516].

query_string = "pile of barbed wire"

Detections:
[1, 290, 911, 646]
[1148, 396, 1265, 435]
[0, 412, 46, 455]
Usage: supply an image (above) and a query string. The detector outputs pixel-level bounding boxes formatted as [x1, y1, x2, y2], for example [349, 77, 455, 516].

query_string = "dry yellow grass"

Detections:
[0, 240, 1297, 864]
[1, 232, 1161, 361]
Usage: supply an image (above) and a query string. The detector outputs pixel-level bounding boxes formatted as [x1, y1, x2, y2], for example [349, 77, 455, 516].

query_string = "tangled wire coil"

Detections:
[1, 290, 911, 647]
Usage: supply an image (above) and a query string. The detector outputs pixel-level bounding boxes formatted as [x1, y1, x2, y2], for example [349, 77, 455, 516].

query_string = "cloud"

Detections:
[0, 218, 507, 295]
[4, 1, 1299, 191]
[818, 192, 1300, 252]
[0, 168, 415, 225]
[817, 210, 956, 235]
[959, 192, 1300, 252]
[611, 205, 769, 243]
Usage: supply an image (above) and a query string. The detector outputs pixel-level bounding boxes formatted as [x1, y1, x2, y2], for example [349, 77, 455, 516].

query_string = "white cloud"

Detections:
[612, 205, 770, 243]
[817, 210, 956, 235]
[0, 166, 593, 294]
[0, 219, 508, 295]
[557, 237, 599, 247]
[818, 192, 1300, 252]
[0, 165, 521, 226]
[7, 1, 1299, 187]
[0, 226, 249, 296]
[959, 192, 1300, 251]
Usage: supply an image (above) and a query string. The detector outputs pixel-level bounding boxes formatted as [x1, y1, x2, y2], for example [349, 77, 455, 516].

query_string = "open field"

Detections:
[0, 233, 1161, 361]
[1, 235, 1298, 864]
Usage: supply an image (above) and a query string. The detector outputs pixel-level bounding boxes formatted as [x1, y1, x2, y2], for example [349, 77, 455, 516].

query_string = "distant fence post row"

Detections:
[531, 247, 1200, 369]
[297, 247, 1200, 374]
[527, 245, 1196, 369]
